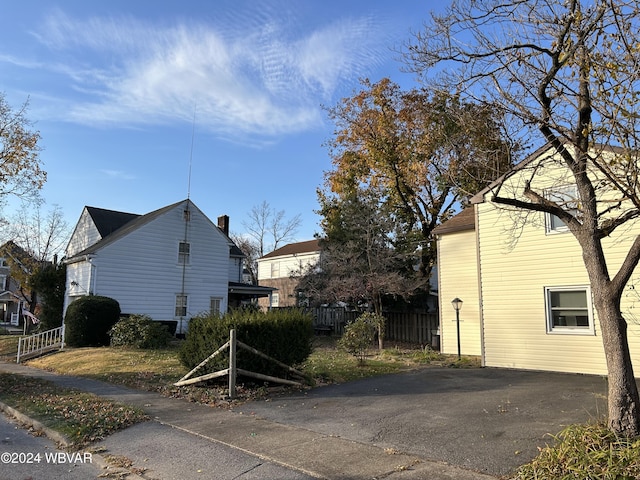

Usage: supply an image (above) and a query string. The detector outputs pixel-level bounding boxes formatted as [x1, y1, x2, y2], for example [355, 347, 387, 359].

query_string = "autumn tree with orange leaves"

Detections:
[321, 78, 514, 285]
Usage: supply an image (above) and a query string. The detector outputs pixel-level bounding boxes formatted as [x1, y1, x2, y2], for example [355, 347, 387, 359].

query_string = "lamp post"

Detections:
[451, 297, 463, 360]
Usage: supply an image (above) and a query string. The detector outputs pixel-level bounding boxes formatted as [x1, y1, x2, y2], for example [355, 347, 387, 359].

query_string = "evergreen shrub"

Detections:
[109, 314, 172, 349]
[338, 312, 383, 364]
[179, 308, 313, 378]
[64, 296, 121, 347]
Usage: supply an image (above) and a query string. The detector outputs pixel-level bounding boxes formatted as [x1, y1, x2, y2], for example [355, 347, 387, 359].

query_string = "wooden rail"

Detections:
[174, 329, 311, 398]
[16, 325, 65, 363]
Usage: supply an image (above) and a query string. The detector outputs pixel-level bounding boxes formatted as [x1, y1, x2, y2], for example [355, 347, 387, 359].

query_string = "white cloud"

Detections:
[100, 169, 136, 181]
[30, 7, 389, 140]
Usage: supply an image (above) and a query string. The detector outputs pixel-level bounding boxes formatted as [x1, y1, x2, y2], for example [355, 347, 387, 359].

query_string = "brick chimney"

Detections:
[217, 215, 229, 235]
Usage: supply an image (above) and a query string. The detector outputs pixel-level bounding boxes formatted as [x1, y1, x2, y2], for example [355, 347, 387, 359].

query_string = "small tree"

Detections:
[338, 313, 384, 364]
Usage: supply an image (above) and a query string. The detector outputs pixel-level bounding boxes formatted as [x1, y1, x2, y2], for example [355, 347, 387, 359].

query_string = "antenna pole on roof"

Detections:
[187, 104, 196, 200]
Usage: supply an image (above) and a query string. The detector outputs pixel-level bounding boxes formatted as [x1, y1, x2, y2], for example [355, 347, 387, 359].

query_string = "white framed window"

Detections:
[545, 185, 578, 234]
[175, 294, 188, 317]
[178, 242, 191, 264]
[271, 293, 279, 307]
[545, 286, 594, 334]
[210, 297, 222, 315]
[271, 261, 280, 278]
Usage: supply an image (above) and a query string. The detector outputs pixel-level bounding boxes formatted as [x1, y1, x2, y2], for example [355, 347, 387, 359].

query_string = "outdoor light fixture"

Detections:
[451, 297, 463, 360]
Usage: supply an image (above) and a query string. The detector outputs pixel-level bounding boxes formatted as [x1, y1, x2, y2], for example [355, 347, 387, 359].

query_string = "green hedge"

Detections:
[179, 308, 313, 378]
[64, 296, 121, 347]
[109, 315, 172, 349]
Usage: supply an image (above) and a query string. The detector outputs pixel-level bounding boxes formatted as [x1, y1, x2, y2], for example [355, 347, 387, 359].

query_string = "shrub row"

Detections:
[108, 314, 172, 349]
[179, 308, 313, 378]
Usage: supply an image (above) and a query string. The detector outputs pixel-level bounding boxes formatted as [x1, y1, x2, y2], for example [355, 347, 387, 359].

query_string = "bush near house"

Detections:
[64, 296, 121, 347]
[109, 314, 172, 349]
[179, 308, 313, 378]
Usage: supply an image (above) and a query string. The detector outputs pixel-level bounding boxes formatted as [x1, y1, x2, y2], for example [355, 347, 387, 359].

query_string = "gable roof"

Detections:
[86, 206, 140, 238]
[433, 208, 476, 235]
[260, 239, 321, 260]
[66, 200, 194, 261]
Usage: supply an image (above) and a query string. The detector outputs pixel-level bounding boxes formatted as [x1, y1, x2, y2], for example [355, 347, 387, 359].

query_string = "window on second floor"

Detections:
[545, 185, 579, 234]
[178, 242, 191, 264]
[271, 261, 280, 278]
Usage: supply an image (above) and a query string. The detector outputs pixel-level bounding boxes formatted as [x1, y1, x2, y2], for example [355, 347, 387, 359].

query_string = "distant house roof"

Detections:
[260, 239, 321, 260]
[433, 208, 476, 235]
[67, 200, 244, 262]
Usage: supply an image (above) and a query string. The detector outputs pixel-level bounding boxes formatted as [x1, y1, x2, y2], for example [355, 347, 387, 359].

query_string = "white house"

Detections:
[257, 239, 321, 309]
[64, 199, 271, 334]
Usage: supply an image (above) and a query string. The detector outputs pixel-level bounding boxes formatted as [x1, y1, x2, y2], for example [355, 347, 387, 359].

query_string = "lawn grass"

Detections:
[0, 334, 19, 359]
[514, 422, 640, 480]
[27, 344, 188, 392]
[0, 373, 148, 449]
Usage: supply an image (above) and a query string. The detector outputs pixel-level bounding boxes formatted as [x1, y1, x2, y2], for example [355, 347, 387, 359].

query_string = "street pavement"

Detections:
[0, 361, 609, 479]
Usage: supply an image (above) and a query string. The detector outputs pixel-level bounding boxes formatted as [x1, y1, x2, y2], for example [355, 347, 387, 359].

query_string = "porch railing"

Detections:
[16, 325, 65, 363]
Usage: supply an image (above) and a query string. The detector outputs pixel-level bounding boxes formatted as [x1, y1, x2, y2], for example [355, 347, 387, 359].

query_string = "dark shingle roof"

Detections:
[260, 239, 321, 259]
[86, 206, 140, 238]
[432, 208, 476, 235]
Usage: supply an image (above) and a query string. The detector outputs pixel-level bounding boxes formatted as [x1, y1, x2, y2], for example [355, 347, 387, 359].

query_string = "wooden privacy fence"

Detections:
[174, 329, 312, 399]
[309, 307, 439, 346]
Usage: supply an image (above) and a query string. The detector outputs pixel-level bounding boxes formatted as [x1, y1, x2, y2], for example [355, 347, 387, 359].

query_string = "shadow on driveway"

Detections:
[238, 367, 609, 477]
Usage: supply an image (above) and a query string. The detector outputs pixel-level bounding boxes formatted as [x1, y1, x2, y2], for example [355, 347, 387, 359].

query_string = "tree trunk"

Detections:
[593, 294, 640, 436]
[582, 236, 640, 436]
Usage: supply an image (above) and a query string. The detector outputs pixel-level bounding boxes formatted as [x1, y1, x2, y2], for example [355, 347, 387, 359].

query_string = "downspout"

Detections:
[474, 204, 486, 367]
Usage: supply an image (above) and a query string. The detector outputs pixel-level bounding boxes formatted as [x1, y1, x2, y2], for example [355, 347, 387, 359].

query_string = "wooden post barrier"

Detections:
[173, 329, 311, 398]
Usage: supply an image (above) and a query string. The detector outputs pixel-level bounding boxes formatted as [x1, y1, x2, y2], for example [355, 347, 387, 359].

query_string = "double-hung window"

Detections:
[210, 297, 222, 315]
[545, 185, 579, 234]
[175, 295, 188, 317]
[545, 286, 594, 334]
[178, 242, 190, 264]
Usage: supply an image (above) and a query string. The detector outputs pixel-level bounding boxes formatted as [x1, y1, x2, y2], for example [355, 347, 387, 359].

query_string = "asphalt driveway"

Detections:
[236, 366, 609, 477]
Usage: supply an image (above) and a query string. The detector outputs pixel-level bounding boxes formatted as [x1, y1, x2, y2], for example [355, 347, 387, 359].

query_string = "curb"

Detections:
[0, 400, 147, 480]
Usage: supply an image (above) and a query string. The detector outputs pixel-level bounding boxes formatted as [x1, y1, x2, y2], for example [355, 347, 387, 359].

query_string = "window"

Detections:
[545, 286, 594, 334]
[175, 295, 188, 317]
[210, 297, 222, 315]
[178, 242, 190, 264]
[271, 293, 279, 307]
[545, 185, 579, 233]
[271, 262, 280, 278]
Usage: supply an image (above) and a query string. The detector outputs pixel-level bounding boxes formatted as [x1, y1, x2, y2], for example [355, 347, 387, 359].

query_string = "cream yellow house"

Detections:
[435, 144, 640, 375]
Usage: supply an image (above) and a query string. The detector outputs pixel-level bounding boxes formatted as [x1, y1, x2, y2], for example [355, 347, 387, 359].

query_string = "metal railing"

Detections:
[16, 325, 65, 363]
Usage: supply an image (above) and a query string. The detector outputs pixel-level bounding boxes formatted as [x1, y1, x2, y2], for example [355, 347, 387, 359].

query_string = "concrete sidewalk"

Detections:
[0, 361, 496, 480]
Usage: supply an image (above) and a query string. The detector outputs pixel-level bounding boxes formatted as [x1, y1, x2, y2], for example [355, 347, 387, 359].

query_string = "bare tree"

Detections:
[241, 201, 302, 257]
[232, 201, 301, 284]
[406, 0, 640, 435]
[1, 203, 70, 319]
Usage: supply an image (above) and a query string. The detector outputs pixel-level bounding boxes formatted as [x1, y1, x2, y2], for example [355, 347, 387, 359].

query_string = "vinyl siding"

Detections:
[257, 252, 320, 281]
[64, 202, 230, 333]
[437, 224, 482, 356]
[476, 158, 640, 375]
[66, 209, 101, 257]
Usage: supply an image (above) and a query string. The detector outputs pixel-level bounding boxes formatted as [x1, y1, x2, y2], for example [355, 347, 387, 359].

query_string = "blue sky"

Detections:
[1, 0, 433, 245]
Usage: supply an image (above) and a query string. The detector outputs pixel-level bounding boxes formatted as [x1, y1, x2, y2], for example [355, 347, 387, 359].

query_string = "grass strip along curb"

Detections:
[0, 372, 148, 450]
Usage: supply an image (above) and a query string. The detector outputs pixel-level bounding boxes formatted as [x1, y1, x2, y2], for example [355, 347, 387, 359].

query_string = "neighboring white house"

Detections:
[64, 199, 271, 334]
[257, 239, 321, 309]
[435, 144, 640, 375]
